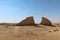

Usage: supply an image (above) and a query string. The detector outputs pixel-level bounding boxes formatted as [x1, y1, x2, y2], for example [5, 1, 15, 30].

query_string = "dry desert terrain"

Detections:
[0, 24, 60, 40]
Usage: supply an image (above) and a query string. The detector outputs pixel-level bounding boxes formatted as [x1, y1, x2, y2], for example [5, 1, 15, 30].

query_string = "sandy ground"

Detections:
[0, 24, 60, 40]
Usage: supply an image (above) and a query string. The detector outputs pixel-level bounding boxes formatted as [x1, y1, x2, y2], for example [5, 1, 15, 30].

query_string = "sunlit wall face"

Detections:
[0, 0, 60, 23]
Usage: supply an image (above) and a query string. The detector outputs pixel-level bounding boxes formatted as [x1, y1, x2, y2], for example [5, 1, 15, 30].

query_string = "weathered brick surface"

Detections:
[16, 16, 36, 26]
[40, 17, 52, 26]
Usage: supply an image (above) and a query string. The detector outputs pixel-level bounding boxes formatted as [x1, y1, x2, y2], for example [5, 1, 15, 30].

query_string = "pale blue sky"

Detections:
[0, 0, 60, 23]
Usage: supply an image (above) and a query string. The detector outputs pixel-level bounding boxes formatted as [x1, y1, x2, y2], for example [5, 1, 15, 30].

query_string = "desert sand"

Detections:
[0, 24, 60, 40]
[0, 16, 59, 40]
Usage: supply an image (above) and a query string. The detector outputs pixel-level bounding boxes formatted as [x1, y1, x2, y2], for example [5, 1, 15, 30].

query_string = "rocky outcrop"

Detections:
[40, 17, 52, 26]
[16, 16, 36, 26]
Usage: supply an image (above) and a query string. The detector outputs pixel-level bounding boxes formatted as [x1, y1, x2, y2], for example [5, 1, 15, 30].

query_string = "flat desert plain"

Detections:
[0, 24, 60, 40]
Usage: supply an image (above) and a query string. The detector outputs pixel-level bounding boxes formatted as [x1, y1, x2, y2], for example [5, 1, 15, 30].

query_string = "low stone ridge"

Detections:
[40, 17, 52, 26]
[16, 16, 36, 26]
